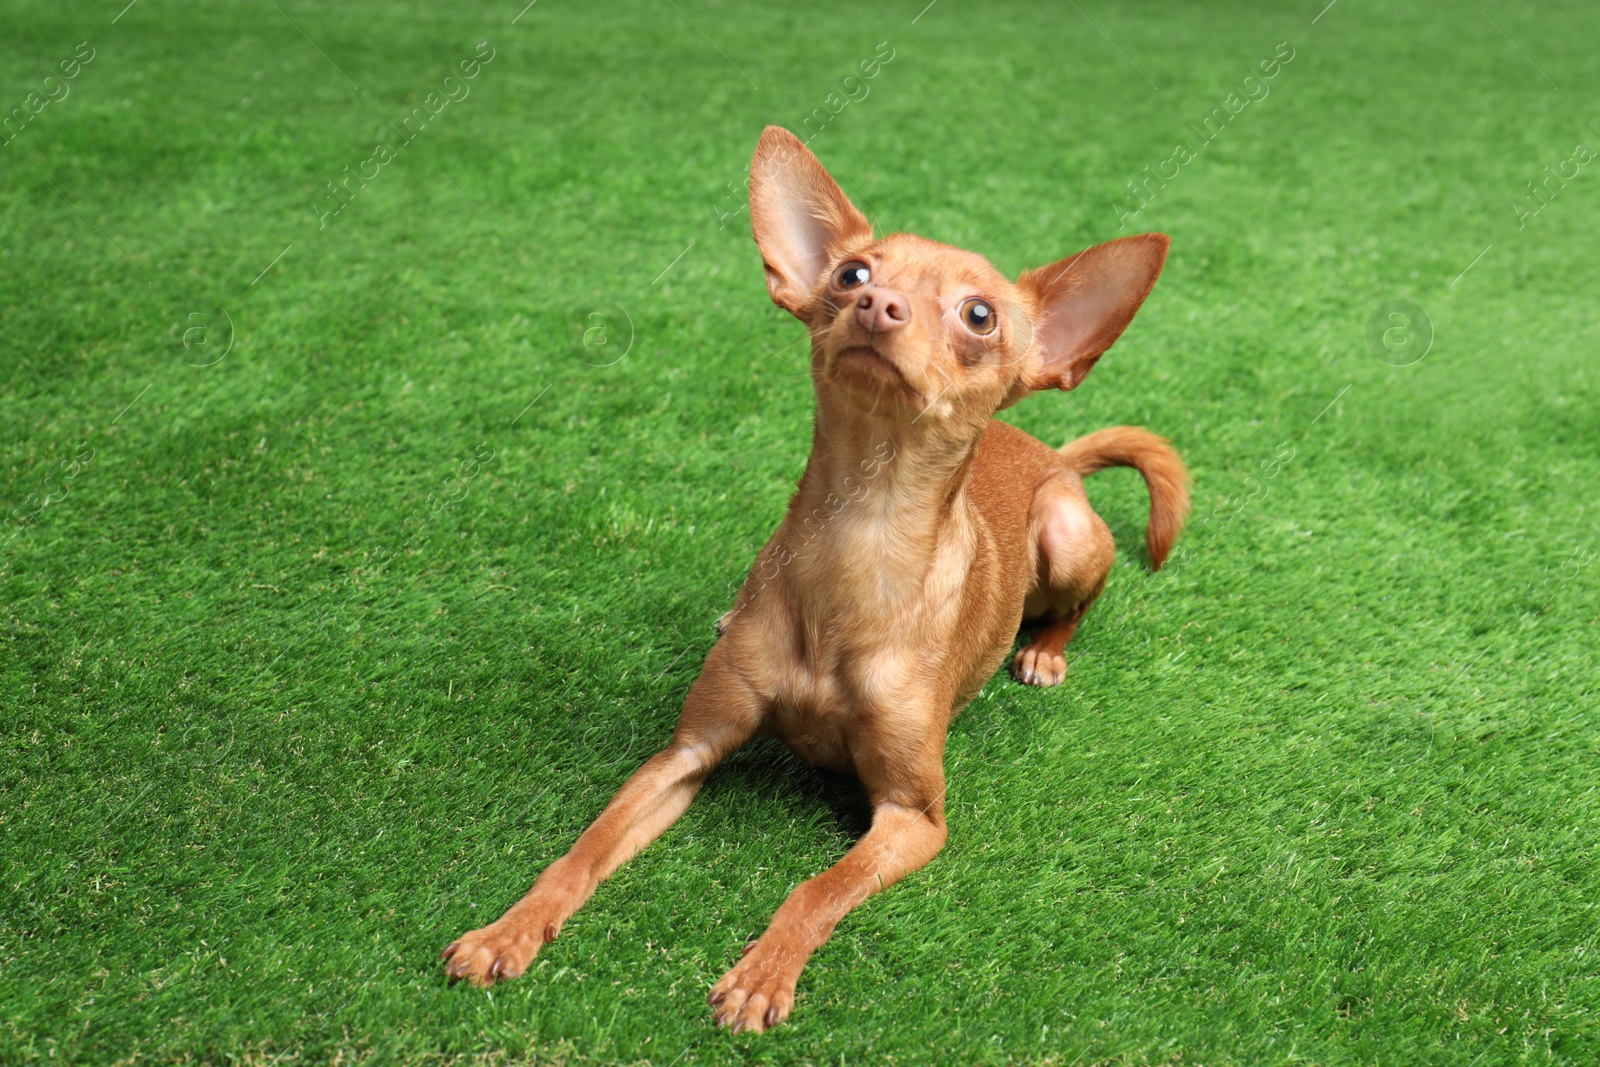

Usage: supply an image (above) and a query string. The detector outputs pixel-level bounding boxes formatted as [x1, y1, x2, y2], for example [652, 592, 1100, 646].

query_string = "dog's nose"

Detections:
[854, 287, 910, 335]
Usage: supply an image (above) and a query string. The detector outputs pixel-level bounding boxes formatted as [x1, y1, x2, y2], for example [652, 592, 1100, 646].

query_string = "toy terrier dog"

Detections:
[443, 126, 1189, 1033]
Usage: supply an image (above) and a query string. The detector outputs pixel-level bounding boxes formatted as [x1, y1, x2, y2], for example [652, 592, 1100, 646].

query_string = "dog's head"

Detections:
[749, 126, 1168, 434]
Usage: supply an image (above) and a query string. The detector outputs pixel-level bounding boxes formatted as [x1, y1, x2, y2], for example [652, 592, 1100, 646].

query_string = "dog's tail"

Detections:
[1058, 427, 1190, 570]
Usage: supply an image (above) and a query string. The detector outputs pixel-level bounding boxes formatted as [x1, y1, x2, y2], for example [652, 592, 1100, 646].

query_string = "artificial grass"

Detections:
[2, 0, 1596, 1063]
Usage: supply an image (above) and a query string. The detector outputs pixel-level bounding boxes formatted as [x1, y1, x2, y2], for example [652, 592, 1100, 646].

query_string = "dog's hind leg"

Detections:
[1011, 471, 1115, 687]
[443, 639, 762, 986]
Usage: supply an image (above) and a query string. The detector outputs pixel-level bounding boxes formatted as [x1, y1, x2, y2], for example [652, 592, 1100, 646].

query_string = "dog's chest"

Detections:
[763, 635, 917, 774]
[756, 511, 977, 772]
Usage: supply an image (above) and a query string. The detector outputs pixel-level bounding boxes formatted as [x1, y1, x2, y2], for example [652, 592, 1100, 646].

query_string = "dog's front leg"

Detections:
[709, 743, 948, 1033]
[443, 640, 762, 986]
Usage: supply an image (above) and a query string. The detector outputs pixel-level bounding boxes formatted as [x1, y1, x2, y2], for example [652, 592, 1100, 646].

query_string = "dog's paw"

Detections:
[708, 939, 800, 1033]
[1011, 646, 1067, 687]
[441, 917, 555, 988]
[714, 610, 733, 637]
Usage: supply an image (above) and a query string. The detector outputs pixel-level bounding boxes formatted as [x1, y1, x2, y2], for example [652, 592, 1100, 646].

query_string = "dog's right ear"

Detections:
[749, 127, 872, 319]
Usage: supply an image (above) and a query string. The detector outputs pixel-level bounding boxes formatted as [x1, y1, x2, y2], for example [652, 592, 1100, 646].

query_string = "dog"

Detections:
[442, 126, 1190, 1033]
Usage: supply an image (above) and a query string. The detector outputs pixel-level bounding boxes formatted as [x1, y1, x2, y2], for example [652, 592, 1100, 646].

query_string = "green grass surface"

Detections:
[3, 0, 1597, 1063]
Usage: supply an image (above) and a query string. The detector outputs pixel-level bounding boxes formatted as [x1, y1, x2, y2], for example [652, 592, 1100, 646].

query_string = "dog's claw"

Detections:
[543, 922, 558, 944]
[741, 939, 758, 956]
[443, 916, 552, 987]
[440, 941, 460, 961]
[710, 941, 797, 1033]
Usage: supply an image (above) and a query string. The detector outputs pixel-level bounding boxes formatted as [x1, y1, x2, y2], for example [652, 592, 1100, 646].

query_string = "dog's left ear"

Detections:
[1014, 233, 1169, 393]
[749, 126, 873, 319]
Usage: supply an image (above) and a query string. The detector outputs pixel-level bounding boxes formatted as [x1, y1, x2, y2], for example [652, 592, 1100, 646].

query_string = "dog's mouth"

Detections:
[831, 344, 918, 397]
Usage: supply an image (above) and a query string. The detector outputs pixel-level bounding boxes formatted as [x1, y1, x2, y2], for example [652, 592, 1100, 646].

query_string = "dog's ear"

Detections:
[1014, 233, 1169, 393]
[749, 126, 872, 318]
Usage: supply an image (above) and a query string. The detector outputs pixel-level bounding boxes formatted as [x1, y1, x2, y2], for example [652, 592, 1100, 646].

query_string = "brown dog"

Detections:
[442, 126, 1190, 1032]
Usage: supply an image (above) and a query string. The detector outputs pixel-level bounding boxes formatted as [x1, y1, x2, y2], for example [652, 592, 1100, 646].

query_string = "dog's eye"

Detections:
[833, 261, 871, 290]
[959, 297, 997, 335]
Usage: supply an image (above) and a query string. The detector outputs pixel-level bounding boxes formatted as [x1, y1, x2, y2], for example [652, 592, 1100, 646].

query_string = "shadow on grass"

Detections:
[706, 738, 873, 840]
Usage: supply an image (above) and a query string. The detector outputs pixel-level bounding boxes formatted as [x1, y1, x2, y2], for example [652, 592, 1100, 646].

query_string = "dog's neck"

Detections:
[807, 391, 978, 508]
[783, 384, 986, 612]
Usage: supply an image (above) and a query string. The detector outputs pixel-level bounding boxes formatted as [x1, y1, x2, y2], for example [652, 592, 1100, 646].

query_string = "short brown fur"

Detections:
[442, 128, 1190, 1032]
